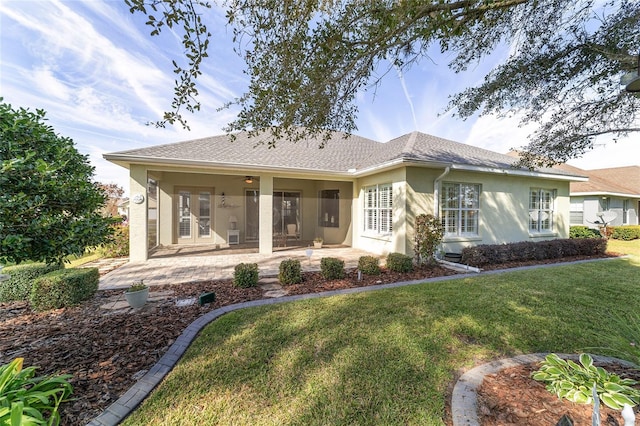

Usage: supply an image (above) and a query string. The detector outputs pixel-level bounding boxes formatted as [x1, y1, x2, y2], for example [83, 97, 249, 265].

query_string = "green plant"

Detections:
[0, 357, 73, 426]
[570, 226, 602, 239]
[314, 237, 323, 243]
[611, 226, 640, 241]
[532, 353, 640, 410]
[233, 263, 259, 288]
[413, 214, 444, 265]
[278, 259, 302, 285]
[358, 256, 380, 275]
[127, 280, 147, 292]
[386, 252, 413, 273]
[320, 257, 345, 280]
[0, 263, 63, 303]
[29, 268, 99, 311]
[99, 223, 130, 258]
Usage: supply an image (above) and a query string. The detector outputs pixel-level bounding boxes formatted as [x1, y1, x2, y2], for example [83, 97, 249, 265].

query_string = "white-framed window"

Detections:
[441, 183, 480, 236]
[529, 188, 555, 232]
[363, 184, 393, 234]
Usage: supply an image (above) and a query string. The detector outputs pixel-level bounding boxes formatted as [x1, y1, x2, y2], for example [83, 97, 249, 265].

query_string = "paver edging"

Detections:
[87, 256, 623, 426]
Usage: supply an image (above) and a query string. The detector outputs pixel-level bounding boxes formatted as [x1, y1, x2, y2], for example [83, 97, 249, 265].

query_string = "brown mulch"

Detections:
[0, 254, 617, 425]
[477, 361, 640, 425]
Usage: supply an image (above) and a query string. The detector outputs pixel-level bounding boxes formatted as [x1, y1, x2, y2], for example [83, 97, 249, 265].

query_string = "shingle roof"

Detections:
[104, 130, 580, 178]
[555, 164, 640, 196]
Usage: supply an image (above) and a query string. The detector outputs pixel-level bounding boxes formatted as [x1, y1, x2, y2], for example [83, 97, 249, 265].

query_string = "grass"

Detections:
[122, 241, 640, 425]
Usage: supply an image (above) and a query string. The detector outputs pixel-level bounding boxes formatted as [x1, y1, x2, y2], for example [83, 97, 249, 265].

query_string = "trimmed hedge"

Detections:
[460, 238, 607, 267]
[30, 268, 99, 311]
[386, 252, 413, 273]
[357, 256, 380, 275]
[233, 263, 259, 288]
[569, 226, 602, 239]
[610, 226, 640, 241]
[278, 259, 302, 285]
[0, 263, 64, 303]
[320, 257, 345, 280]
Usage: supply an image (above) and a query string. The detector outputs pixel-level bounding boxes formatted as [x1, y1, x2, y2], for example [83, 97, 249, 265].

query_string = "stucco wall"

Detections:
[351, 166, 571, 256]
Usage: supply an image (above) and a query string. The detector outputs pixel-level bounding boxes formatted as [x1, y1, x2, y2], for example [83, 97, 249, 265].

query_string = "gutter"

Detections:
[433, 166, 451, 218]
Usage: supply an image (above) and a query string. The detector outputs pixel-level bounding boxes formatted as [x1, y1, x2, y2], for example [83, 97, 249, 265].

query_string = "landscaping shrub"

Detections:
[0, 358, 73, 426]
[233, 262, 259, 288]
[611, 226, 640, 241]
[461, 238, 607, 267]
[278, 258, 302, 285]
[0, 263, 63, 303]
[320, 257, 345, 280]
[30, 268, 99, 311]
[358, 255, 380, 275]
[99, 223, 130, 258]
[569, 226, 602, 239]
[386, 252, 413, 273]
[413, 213, 444, 265]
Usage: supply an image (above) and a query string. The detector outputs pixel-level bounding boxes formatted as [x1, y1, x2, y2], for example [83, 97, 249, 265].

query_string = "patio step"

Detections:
[259, 277, 288, 298]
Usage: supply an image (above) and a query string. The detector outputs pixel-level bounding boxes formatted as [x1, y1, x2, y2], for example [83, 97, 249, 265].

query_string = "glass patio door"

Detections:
[273, 191, 301, 236]
[176, 188, 212, 243]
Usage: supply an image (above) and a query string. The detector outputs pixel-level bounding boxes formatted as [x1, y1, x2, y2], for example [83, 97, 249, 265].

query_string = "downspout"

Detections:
[433, 166, 451, 218]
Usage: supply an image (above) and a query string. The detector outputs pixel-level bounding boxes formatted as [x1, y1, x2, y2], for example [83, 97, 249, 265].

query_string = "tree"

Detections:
[0, 101, 116, 265]
[97, 183, 125, 218]
[128, 0, 640, 162]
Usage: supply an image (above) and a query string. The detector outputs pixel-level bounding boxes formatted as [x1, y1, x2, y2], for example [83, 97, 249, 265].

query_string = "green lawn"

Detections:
[123, 241, 640, 426]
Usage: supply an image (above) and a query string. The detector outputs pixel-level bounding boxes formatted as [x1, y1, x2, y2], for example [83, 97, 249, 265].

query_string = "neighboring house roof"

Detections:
[556, 164, 640, 197]
[104, 130, 584, 181]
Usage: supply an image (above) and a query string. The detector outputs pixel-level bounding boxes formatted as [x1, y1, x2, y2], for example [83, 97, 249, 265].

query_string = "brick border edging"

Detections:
[87, 272, 478, 425]
[87, 256, 623, 425]
[451, 353, 639, 426]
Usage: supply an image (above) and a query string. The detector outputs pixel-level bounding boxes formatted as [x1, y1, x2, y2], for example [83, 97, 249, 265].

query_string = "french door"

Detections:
[176, 187, 213, 243]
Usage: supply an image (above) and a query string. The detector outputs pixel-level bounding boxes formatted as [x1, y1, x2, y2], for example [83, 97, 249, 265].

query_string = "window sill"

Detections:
[529, 232, 557, 238]
[443, 235, 482, 242]
[361, 233, 392, 242]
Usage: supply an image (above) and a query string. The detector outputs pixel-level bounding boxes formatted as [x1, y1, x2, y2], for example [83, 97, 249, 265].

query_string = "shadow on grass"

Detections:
[123, 257, 640, 425]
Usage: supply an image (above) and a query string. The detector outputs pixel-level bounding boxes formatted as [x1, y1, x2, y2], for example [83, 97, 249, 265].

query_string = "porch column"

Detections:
[129, 165, 149, 262]
[259, 174, 274, 254]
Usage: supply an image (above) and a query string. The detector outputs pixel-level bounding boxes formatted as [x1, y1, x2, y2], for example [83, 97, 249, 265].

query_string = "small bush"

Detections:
[358, 255, 380, 275]
[386, 252, 413, 273]
[320, 257, 345, 280]
[414, 213, 444, 265]
[278, 259, 302, 285]
[233, 263, 259, 288]
[30, 268, 99, 311]
[461, 238, 608, 267]
[0, 263, 63, 303]
[569, 226, 602, 239]
[611, 226, 640, 241]
[99, 223, 130, 258]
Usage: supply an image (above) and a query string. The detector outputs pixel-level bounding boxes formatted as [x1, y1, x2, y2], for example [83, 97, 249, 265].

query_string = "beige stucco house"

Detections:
[104, 130, 585, 262]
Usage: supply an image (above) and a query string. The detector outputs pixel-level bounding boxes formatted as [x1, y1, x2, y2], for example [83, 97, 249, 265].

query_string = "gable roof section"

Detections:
[556, 164, 640, 197]
[104, 130, 583, 180]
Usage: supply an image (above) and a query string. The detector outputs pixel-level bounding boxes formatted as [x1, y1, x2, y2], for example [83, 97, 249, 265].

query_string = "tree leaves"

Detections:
[132, 0, 639, 161]
[0, 100, 116, 265]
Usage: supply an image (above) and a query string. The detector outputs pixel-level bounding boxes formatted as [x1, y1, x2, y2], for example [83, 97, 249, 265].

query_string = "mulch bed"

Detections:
[0, 254, 617, 425]
[477, 361, 640, 425]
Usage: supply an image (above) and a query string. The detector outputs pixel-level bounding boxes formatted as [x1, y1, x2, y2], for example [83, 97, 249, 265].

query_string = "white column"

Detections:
[259, 174, 273, 254]
[129, 165, 148, 262]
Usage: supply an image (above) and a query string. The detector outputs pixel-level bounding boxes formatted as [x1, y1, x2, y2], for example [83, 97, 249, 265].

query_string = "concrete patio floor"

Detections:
[99, 246, 382, 290]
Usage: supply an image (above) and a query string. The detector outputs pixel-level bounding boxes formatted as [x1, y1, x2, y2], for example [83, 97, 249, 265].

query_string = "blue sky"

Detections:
[1, 0, 637, 195]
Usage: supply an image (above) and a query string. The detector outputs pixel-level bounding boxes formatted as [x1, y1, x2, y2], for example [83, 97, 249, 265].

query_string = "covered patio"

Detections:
[98, 246, 382, 290]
